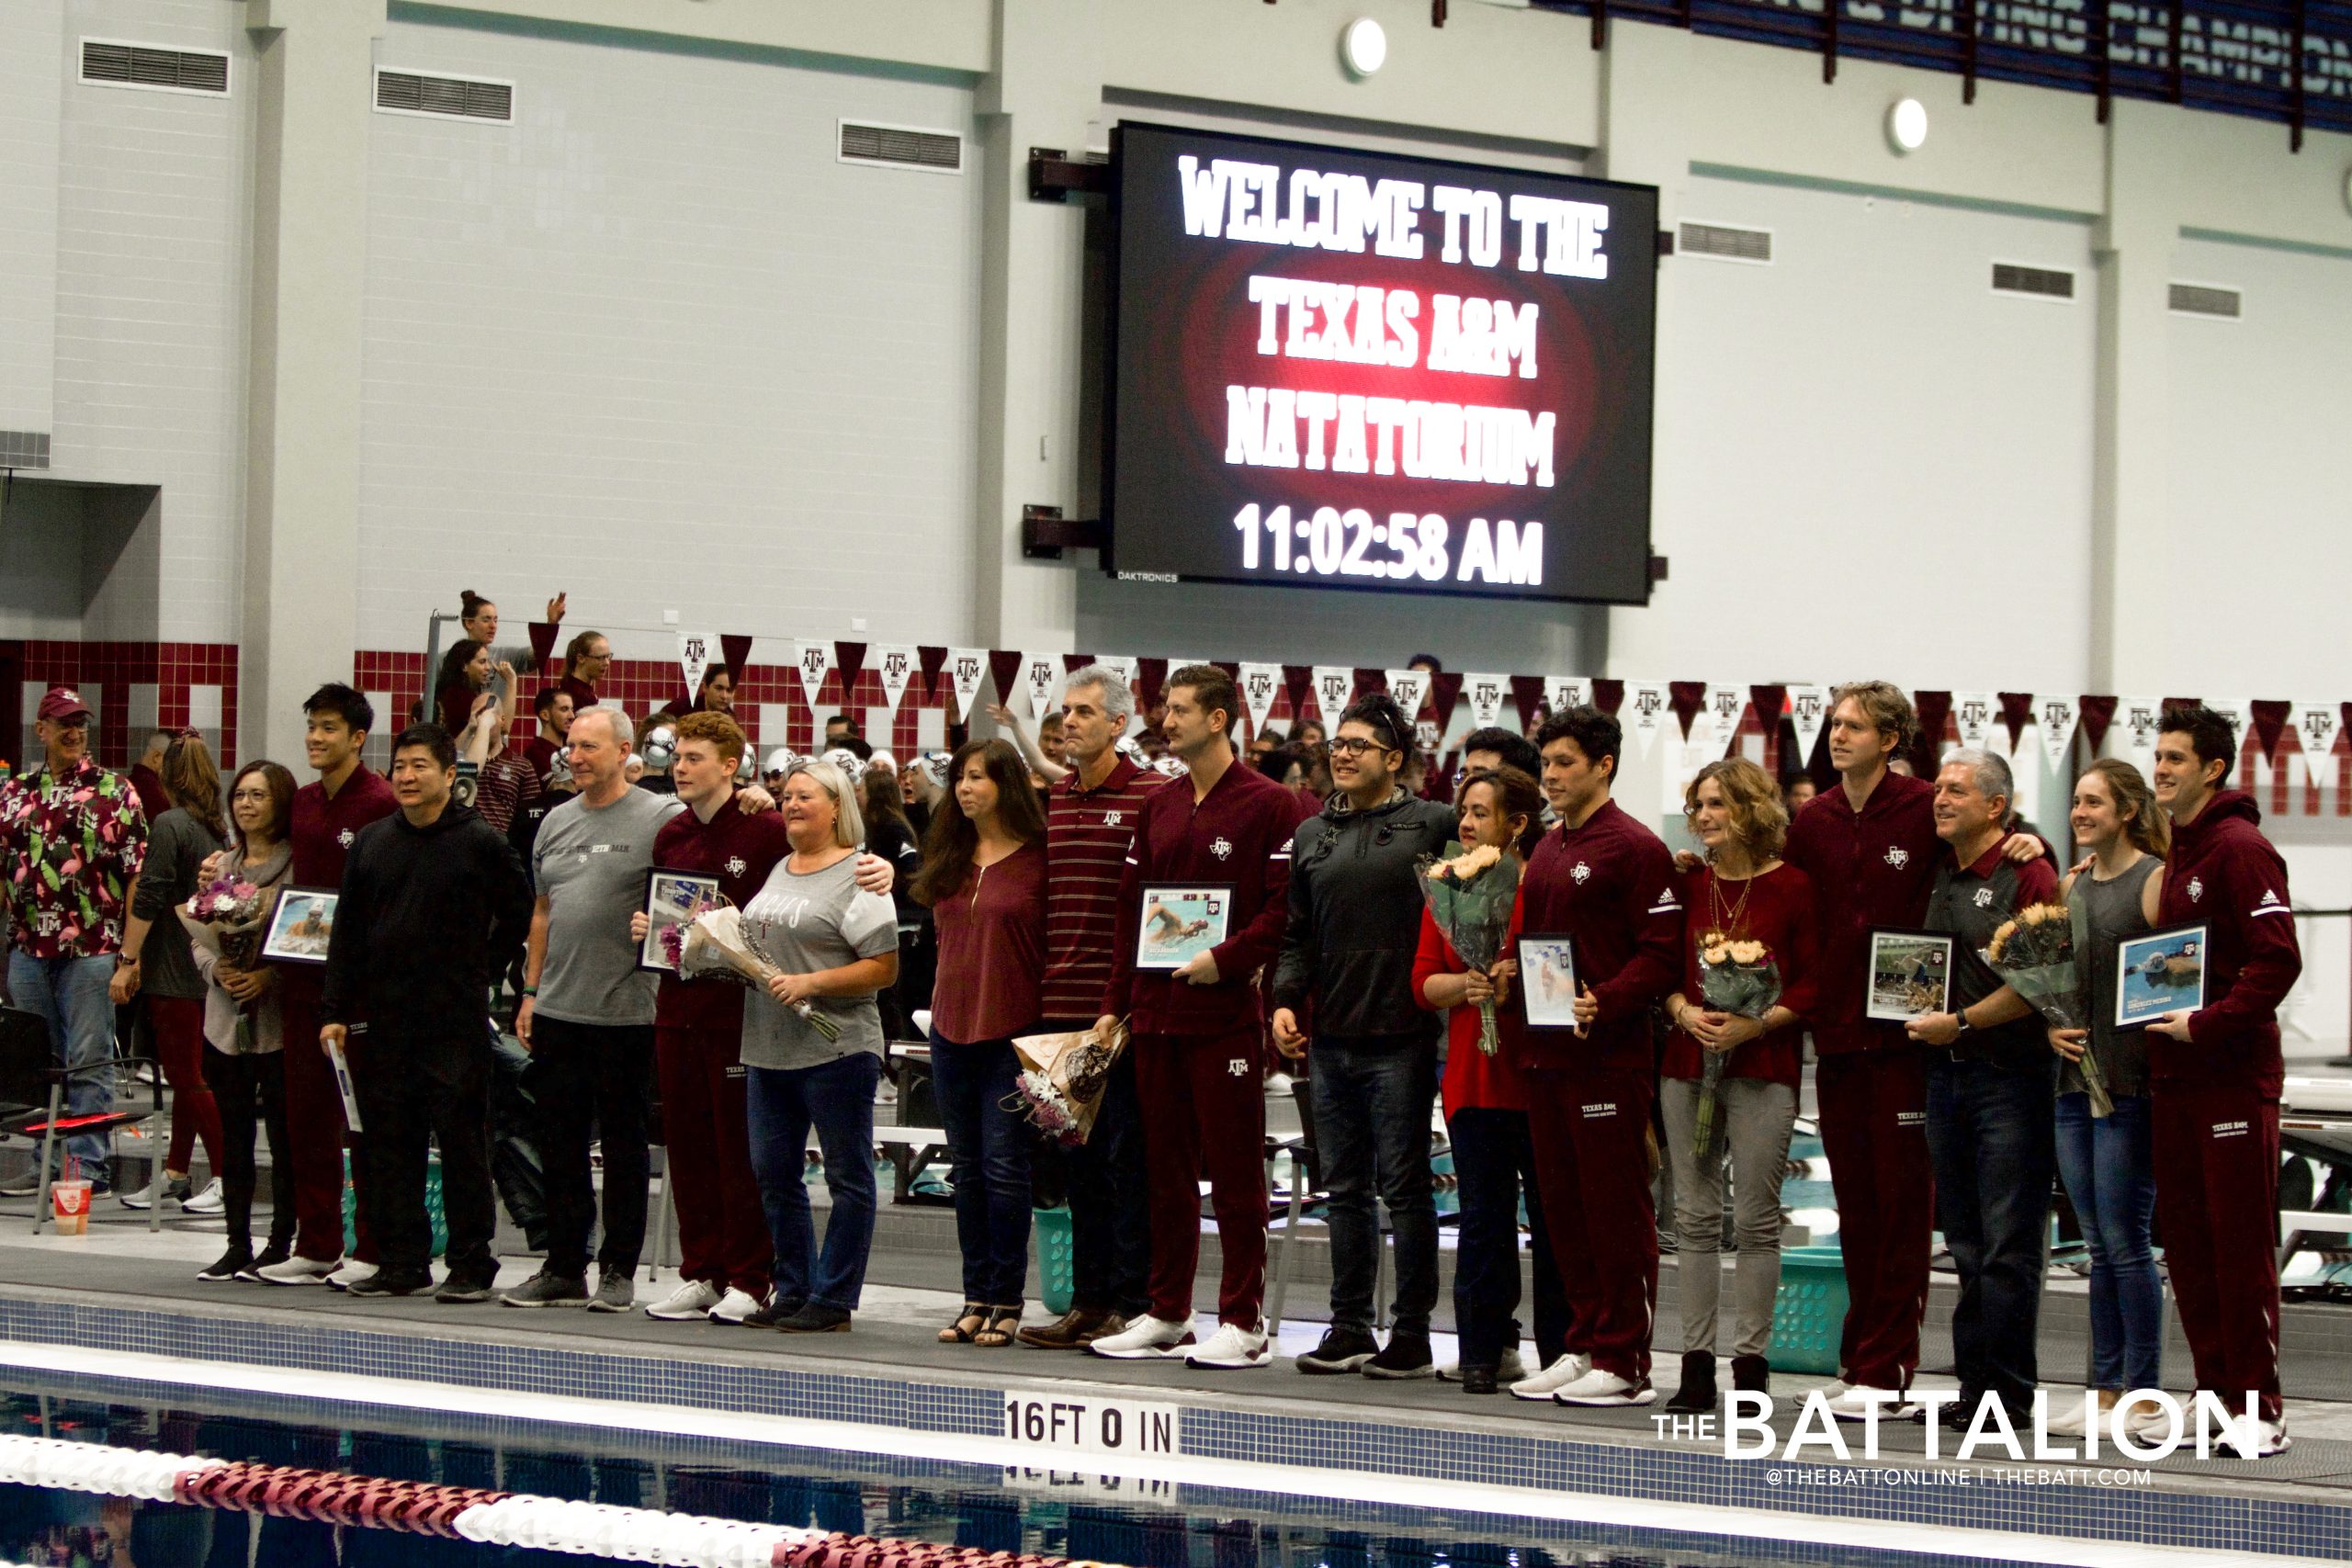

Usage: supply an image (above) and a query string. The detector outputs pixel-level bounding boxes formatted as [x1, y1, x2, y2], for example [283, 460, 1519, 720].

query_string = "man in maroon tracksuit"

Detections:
[631, 712, 791, 1326]
[2147, 704, 2301, 1455]
[1091, 666, 1307, 1371]
[1510, 706, 1682, 1408]
[255, 684, 399, 1288]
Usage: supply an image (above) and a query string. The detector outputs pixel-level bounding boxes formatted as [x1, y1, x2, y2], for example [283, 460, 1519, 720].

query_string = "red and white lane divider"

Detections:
[0, 1434, 1120, 1568]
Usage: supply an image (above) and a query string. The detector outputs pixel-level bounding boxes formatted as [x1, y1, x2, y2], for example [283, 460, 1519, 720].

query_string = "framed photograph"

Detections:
[1866, 928, 1954, 1022]
[260, 887, 339, 965]
[1516, 933, 1580, 1031]
[641, 867, 725, 975]
[2116, 923, 2207, 1029]
[1135, 885, 1232, 972]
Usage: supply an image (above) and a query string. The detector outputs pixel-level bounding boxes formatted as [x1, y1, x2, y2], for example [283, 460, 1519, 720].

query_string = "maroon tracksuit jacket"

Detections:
[1513, 796, 1681, 1382]
[1783, 771, 1939, 1390]
[1102, 757, 1307, 1325]
[2151, 789, 2301, 1422]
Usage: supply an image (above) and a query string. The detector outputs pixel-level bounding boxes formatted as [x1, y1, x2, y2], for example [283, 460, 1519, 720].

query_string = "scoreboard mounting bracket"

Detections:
[1022, 503, 1106, 560]
[1028, 149, 1109, 204]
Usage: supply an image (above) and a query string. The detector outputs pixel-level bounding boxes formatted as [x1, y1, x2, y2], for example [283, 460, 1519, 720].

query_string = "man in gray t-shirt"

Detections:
[509, 709, 683, 1311]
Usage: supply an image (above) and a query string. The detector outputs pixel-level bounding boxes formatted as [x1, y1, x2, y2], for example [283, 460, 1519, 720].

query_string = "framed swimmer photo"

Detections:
[2115, 923, 2207, 1029]
[639, 868, 725, 976]
[1516, 933, 1580, 1031]
[1135, 884, 1231, 972]
[260, 887, 340, 966]
[1865, 928, 1953, 1023]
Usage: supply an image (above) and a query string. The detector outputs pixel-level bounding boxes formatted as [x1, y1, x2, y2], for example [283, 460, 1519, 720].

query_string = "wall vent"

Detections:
[79, 39, 230, 96]
[0, 431, 51, 470]
[2168, 281, 2242, 320]
[1678, 220, 1773, 265]
[838, 119, 964, 175]
[375, 69, 514, 123]
[1990, 262, 2076, 300]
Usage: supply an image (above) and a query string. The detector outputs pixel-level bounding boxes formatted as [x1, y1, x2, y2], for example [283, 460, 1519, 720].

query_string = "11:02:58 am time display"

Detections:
[1230, 502, 1544, 587]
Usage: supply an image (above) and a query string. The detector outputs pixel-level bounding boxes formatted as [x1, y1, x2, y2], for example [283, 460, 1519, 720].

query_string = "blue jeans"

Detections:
[746, 1052, 880, 1311]
[929, 1032, 1033, 1305]
[1310, 1036, 1440, 1338]
[1926, 1057, 2056, 1414]
[7, 953, 118, 1172]
[2053, 1090, 2162, 1393]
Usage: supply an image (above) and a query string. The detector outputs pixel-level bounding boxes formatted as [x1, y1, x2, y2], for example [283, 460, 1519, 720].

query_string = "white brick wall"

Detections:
[50, 0, 256, 644]
[0, 2, 62, 439]
[356, 17, 983, 663]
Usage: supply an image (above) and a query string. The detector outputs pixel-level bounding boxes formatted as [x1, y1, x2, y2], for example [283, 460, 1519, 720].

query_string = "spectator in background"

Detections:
[0, 687, 147, 1197]
[695, 663, 737, 716]
[471, 710, 544, 840]
[520, 687, 573, 787]
[901, 755, 943, 840]
[1460, 728, 1545, 854]
[112, 734, 229, 1213]
[859, 764, 927, 1043]
[986, 703, 1070, 789]
[556, 630, 610, 714]
[458, 590, 555, 677]
[1782, 774, 1818, 814]
[915, 739, 1048, 1348]
[129, 730, 173, 821]
[825, 713, 860, 749]
[322, 722, 532, 1300]
[435, 639, 516, 739]
[741, 761, 900, 1335]
[256, 684, 398, 1288]
[1019, 664, 1166, 1351]
[1252, 745, 1309, 792]
[510, 706, 683, 1313]
[191, 760, 300, 1283]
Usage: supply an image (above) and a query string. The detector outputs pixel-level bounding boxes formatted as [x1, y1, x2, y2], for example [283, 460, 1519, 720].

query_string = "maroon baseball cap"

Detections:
[36, 687, 93, 724]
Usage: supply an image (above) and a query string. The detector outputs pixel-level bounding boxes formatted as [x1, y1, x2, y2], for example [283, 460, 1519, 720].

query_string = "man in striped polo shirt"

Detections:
[1016, 664, 1170, 1350]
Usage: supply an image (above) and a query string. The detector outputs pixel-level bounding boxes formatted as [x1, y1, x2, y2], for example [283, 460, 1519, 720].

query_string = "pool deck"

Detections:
[4, 1209, 2351, 1567]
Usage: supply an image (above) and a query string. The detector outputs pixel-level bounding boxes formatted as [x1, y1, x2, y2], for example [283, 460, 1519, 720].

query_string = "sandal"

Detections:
[974, 1304, 1023, 1348]
[938, 1303, 988, 1344]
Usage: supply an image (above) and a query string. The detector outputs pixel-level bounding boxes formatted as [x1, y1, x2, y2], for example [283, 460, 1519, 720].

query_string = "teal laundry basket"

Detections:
[1034, 1205, 1076, 1315]
[1768, 1245, 1849, 1374]
[342, 1150, 445, 1260]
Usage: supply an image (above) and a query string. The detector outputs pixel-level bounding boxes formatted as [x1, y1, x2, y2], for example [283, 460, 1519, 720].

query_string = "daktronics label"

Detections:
[1104, 124, 1657, 604]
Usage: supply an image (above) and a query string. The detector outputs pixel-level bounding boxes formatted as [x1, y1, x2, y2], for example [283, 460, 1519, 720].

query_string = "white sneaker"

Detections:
[644, 1279, 721, 1321]
[1820, 1378, 1850, 1401]
[1186, 1320, 1273, 1370]
[1439, 1348, 1530, 1384]
[1510, 1352, 1590, 1402]
[1554, 1368, 1657, 1406]
[180, 1179, 224, 1214]
[2040, 1393, 2105, 1438]
[325, 1259, 379, 1292]
[707, 1287, 763, 1325]
[255, 1254, 339, 1286]
[1089, 1314, 1197, 1360]
[1826, 1384, 1918, 1423]
[2256, 1417, 2291, 1458]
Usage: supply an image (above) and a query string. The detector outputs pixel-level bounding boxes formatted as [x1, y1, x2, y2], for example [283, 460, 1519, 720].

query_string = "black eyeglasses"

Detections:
[1327, 737, 1396, 758]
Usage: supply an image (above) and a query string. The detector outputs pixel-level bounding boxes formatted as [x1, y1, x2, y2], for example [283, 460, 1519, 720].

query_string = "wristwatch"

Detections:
[1953, 1010, 1973, 1036]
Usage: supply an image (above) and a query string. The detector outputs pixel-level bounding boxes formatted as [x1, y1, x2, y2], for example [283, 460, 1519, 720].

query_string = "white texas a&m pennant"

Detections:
[873, 645, 917, 716]
[945, 648, 989, 716]
[1700, 683, 1749, 754]
[676, 632, 715, 702]
[2291, 700, 2344, 789]
[2205, 698, 2253, 768]
[1238, 663, 1282, 738]
[792, 639, 834, 714]
[1786, 684, 1829, 764]
[1624, 681, 1671, 758]
[1312, 667, 1355, 725]
[1464, 673, 1509, 731]
[2036, 694, 2081, 771]
[1545, 676, 1590, 719]
[1023, 654, 1062, 721]
[1385, 668, 1431, 721]
[1952, 692, 1997, 750]
[2118, 696, 2165, 765]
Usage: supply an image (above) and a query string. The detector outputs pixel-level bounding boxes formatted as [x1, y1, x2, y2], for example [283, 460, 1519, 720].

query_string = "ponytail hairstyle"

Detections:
[161, 733, 227, 842]
[2079, 757, 2169, 860]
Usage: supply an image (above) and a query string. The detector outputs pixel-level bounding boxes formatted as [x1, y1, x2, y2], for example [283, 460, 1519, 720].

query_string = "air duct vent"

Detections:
[2168, 282, 2242, 320]
[0, 431, 51, 470]
[79, 39, 230, 96]
[838, 120, 964, 174]
[375, 69, 514, 123]
[1990, 262, 2076, 300]
[1678, 220, 1773, 265]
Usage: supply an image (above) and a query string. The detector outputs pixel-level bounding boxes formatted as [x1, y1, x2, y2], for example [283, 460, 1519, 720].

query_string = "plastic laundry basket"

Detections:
[1768, 1245, 1849, 1374]
[1033, 1205, 1075, 1315]
[342, 1150, 446, 1260]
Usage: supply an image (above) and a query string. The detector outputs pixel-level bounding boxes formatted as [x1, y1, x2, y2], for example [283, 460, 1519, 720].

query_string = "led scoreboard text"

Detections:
[1105, 125, 1657, 604]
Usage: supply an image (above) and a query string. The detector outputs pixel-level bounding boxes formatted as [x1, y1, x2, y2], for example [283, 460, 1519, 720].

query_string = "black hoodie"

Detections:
[1272, 787, 1458, 1043]
[322, 802, 531, 1066]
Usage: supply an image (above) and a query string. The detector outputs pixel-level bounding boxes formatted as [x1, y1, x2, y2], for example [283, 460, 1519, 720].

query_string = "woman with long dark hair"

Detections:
[434, 637, 516, 739]
[192, 761, 300, 1281]
[912, 739, 1048, 1348]
[114, 734, 229, 1213]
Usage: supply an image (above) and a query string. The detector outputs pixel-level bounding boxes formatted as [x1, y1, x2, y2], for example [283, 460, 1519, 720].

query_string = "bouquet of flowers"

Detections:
[655, 890, 729, 973]
[179, 877, 272, 1049]
[678, 905, 842, 1043]
[1419, 842, 1522, 1056]
[1983, 901, 2106, 1116]
[1690, 933, 1782, 1157]
[1008, 1018, 1129, 1146]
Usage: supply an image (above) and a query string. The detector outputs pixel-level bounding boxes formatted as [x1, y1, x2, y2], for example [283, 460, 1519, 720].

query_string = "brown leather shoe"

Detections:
[1017, 1309, 1122, 1349]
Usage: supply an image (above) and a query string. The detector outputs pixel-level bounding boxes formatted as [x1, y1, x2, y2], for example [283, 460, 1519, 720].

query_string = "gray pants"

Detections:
[1660, 1074, 1796, 1359]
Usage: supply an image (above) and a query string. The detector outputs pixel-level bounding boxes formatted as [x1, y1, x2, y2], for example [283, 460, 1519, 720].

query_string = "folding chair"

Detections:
[0, 1005, 164, 1233]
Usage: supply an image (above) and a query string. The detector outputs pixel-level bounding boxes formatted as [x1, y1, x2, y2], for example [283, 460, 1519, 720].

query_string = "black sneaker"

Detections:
[197, 1247, 253, 1283]
[775, 1302, 851, 1334]
[435, 1274, 498, 1304]
[742, 1292, 804, 1329]
[345, 1269, 431, 1298]
[1363, 1332, 1436, 1381]
[1295, 1326, 1379, 1375]
[245, 1241, 292, 1282]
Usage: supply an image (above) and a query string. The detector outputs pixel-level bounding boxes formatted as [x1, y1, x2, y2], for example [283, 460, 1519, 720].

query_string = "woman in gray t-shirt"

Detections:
[739, 760, 899, 1334]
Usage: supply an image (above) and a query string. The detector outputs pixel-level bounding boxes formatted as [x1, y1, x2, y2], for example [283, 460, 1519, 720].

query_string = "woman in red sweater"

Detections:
[913, 739, 1048, 1348]
[1660, 757, 1819, 1413]
[1411, 765, 1568, 1396]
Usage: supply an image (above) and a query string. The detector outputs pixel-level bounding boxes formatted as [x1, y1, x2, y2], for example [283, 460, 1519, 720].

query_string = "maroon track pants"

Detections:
[148, 996, 222, 1177]
[278, 989, 375, 1265]
[2153, 1082, 2283, 1424]
[1524, 1064, 1658, 1383]
[1815, 1048, 1934, 1391]
[1136, 1028, 1268, 1326]
[656, 1024, 770, 1299]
